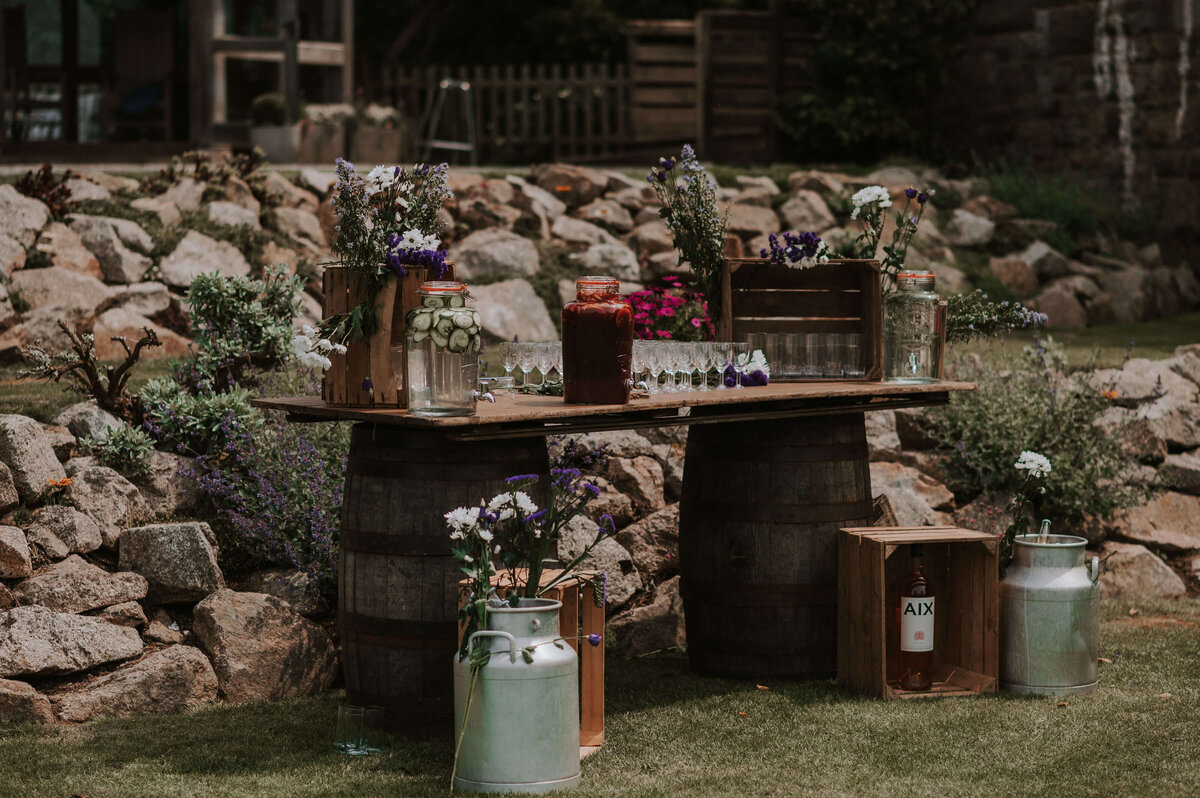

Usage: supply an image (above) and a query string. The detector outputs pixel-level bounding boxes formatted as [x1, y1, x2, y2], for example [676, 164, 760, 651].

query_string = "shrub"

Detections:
[927, 338, 1143, 526]
[82, 425, 154, 479]
[15, 164, 77, 219]
[140, 377, 262, 457]
[251, 93, 288, 126]
[628, 277, 715, 341]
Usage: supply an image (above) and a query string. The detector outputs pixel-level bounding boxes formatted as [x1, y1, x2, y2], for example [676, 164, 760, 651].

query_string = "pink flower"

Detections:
[656, 330, 672, 339]
[656, 307, 675, 317]
[690, 318, 702, 328]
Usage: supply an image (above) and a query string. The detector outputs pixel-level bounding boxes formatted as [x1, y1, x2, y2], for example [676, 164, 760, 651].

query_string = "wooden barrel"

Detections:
[678, 413, 873, 679]
[339, 423, 549, 733]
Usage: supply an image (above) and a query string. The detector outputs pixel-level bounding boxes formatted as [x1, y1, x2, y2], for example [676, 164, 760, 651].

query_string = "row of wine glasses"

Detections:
[498, 341, 562, 385]
[631, 341, 758, 393]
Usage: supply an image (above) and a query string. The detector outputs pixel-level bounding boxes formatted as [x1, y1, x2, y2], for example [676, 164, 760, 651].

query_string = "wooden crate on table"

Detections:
[717, 258, 883, 381]
[837, 526, 999, 699]
[460, 569, 605, 753]
[321, 263, 456, 408]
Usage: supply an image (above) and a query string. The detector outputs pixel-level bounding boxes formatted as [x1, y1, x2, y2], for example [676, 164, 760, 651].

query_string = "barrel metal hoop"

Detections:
[341, 529, 451, 556]
[345, 689, 451, 714]
[340, 611, 459, 644]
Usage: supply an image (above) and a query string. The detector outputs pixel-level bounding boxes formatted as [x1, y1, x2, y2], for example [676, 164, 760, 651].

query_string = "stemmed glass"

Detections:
[696, 342, 714, 391]
[499, 342, 518, 386]
[730, 342, 750, 389]
[668, 342, 688, 392]
[631, 341, 647, 395]
[645, 342, 664, 394]
[517, 343, 538, 386]
[716, 341, 734, 389]
[535, 342, 555, 384]
[678, 343, 695, 392]
[550, 342, 563, 380]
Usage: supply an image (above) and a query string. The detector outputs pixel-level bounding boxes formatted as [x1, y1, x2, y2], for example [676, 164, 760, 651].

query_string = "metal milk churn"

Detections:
[453, 598, 580, 793]
[1000, 533, 1100, 696]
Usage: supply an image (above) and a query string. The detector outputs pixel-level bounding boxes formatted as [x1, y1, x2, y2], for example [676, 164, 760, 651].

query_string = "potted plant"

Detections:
[999, 451, 1101, 696]
[298, 102, 353, 164]
[292, 159, 454, 406]
[448, 459, 614, 793]
[249, 93, 298, 163]
[349, 102, 404, 166]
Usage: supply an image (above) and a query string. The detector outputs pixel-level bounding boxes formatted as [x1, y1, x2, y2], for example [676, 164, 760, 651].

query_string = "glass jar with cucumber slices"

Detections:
[405, 281, 482, 416]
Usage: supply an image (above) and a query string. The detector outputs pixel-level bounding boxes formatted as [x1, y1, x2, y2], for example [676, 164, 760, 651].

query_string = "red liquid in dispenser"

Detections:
[562, 276, 633, 404]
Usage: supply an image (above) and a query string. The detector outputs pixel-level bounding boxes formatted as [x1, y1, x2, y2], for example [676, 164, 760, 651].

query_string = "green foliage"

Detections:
[944, 289, 1048, 344]
[140, 377, 262, 457]
[927, 338, 1143, 526]
[183, 268, 304, 388]
[82, 425, 154, 479]
[22, 247, 53, 270]
[773, 0, 978, 163]
[14, 163, 78, 219]
[251, 93, 289, 126]
[980, 159, 1153, 255]
[646, 145, 727, 304]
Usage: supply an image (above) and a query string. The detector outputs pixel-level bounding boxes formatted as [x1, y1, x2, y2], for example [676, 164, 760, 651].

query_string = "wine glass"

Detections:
[645, 342, 664, 394]
[715, 341, 734, 389]
[499, 342, 518, 385]
[534, 342, 554, 385]
[550, 341, 563, 380]
[631, 341, 647, 395]
[668, 342, 688, 392]
[517, 343, 538, 387]
[731, 342, 750, 389]
[696, 342, 713, 391]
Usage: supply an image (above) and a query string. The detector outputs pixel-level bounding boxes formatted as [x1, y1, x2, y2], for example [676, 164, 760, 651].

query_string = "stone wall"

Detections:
[942, 0, 1199, 250]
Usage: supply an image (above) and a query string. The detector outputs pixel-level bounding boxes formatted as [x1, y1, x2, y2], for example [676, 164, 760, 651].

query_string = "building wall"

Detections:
[943, 0, 1198, 235]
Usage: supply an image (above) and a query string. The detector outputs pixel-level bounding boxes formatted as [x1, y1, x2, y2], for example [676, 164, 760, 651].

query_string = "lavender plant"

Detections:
[647, 145, 729, 306]
[944, 290, 1049, 344]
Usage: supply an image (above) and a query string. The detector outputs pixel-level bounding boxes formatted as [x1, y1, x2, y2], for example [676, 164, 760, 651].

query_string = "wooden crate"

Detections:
[321, 263, 456, 408]
[837, 526, 999, 699]
[717, 258, 883, 381]
[460, 569, 605, 753]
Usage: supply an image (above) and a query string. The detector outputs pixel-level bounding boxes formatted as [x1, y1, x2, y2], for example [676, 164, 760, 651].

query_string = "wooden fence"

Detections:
[381, 63, 630, 163]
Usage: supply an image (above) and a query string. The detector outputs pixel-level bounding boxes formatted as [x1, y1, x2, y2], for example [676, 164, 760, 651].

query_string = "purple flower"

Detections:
[587, 633, 602, 647]
[646, 173, 655, 183]
[917, 192, 929, 204]
[905, 187, 918, 199]
[362, 378, 373, 392]
[657, 171, 667, 183]
[505, 473, 540, 483]
[582, 482, 601, 497]
[659, 157, 675, 170]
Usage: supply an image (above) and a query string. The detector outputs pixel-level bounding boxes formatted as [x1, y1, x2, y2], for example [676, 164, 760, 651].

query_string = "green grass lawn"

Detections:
[2, 598, 1196, 798]
[0, 358, 175, 424]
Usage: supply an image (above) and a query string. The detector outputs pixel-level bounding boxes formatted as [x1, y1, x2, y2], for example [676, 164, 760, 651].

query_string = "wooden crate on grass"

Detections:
[717, 258, 883, 381]
[460, 569, 605, 752]
[838, 526, 999, 699]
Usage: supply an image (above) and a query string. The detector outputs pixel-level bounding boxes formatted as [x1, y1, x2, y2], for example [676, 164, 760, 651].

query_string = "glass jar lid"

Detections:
[418, 280, 465, 294]
[896, 271, 936, 291]
[576, 275, 619, 290]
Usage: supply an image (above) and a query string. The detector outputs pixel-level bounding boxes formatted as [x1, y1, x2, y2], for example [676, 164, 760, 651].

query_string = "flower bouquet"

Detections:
[301, 159, 454, 407]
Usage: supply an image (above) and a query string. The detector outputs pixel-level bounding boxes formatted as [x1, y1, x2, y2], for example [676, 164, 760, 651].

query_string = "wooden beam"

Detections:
[342, 0, 354, 100]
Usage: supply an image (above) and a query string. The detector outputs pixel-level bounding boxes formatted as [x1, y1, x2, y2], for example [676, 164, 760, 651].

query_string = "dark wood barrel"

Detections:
[678, 413, 872, 679]
[339, 423, 549, 733]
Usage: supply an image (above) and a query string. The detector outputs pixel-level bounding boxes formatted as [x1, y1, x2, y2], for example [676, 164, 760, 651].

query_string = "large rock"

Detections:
[1088, 359, 1197, 408]
[119, 522, 224, 604]
[34, 222, 102, 279]
[532, 163, 606, 207]
[1159, 453, 1200, 495]
[457, 198, 522, 232]
[1112, 492, 1200, 551]
[1031, 285, 1087, 328]
[0, 463, 17, 512]
[865, 410, 901, 459]
[93, 308, 191, 360]
[67, 216, 153, 284]
[943, 209, 995, 247]
[193, 590, 337, 702]
[1093, 407, 1166, 465]
[24, 521, 68, 561]
[0, 233, 25, 276]
[507, 176, 567, 221]
[26, 505, 102, 555]
[1019, 241, 1070, 281]
[0, 184, 50, 247]
[223, 176, 262, 215]
[267, 207, 326, 251]
[0, 525, 31, 579]
[651, 443, 684, 503]
[989, 256, 1038, 297]
[607, 456, 666, 516]
[10, 267, 112, 314]
[777, 190, 835, 232]
[470, 279, 557, 342]
[63, 461, 151, 548]
[568, 243, 640, 282]
[572, 198, 634, 233]
[0, 606, 142, 678]
[787, 170, 844, 196]
[0, 678, 54, 724]
[264, 172, 319, 212]
[243, 570, 324, 617]
[0, 415, 67, 503]
[93, 600, 147, 628]
[53, 401, 121, 442]
[630, 221, 673, 254]
[134, 451, 199, 518]
[551, 215, 620, 246]
[1099, 267, 1153, 323]
[76, 170, 140, 195]
[207, 200, 261, 230]
[582, 476, 636, 530]
[297, 168, 336, 197]
[727, 204, 780, 239]
[869, 461, 954, 526]
[608, 575, 686, 656]
[616, 504, 679, 581]
[130, 196, 181, 226]
[161, 178, 205, 212]
[556, 516, 640, 609]
[1098, 541, 1187, 598]
[1141, 401, 1200, 451]
[102, 281, 173, 318]
[568, 430, 654, 460]
[159, 230, 252, 288]
[11, 555, 147, 613]
[53, 644, 219, 722]
[450, 228, 540, 279]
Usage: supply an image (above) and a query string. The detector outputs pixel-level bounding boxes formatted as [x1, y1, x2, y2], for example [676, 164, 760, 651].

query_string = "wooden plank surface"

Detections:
[257, 381, 975, 437]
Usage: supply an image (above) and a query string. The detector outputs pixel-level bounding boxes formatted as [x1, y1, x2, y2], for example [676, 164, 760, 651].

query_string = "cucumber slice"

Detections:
[431, 331, 448, 348]
[422, 297, 440, 308]
[470, 335, 482, 354]
[453, 313, 473, 329]
[448, 329, 470, 353]
[411, 312, 432, 332]
[449, 296, 465, 308]
[435, 318, 454, 337]
[411, 330, 429, 343]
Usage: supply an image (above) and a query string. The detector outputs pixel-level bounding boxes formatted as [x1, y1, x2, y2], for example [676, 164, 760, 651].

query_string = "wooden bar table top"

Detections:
[254, 380, 976, 440]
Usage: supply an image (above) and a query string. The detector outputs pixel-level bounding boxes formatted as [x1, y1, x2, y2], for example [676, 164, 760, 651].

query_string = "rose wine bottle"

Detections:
[898, 543, 935, 691]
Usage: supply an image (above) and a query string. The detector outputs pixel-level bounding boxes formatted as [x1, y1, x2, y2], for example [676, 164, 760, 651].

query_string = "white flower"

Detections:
[449, 528, 465, 541]
[513, 491, 538, 515]
[849, 185, 892, 219]
[749, 349, 771, 377]
[331, 343, 348, 355]
[314, 338, 333, 353]
[291, 335, 311, 356]
[463, 554, 474, 563]
[1014, 451, 1052, 479]
[494, 545, 501, 554]
[445, 506, 479, 535]
[364, 165, 395, 196]
[400, 229, 424, 249]
[478, 528, 494, 542]
[302, 324, 318, 337]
